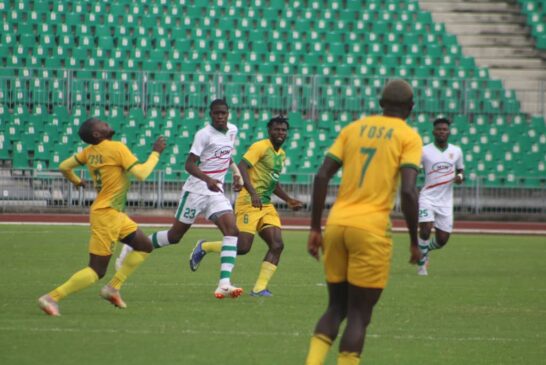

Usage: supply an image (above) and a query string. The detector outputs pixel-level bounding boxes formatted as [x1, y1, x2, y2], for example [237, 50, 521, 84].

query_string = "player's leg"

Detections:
[431, 206, 453, 250]
[188, 205, 257, 271]
[117, 191, 197, 269]
[251, 225, 283, 296]
[305, 225, 347, 365]
[101, 224, 154, 308]
[207, 194, 242, 298]
[335, 227, 390, 364]
[418, 203, 435, 274]
[306, 282, 348, 365]
[337, 285, 382, 364]
[38, 210, 116, 315]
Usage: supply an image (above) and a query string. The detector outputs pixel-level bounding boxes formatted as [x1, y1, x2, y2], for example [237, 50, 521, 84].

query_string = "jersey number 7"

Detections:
[358, 147, 377, 187]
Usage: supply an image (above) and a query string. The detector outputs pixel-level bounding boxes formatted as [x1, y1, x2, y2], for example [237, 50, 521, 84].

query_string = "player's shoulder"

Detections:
[448, 143, 463, 152]
[227, 122, 238, 133]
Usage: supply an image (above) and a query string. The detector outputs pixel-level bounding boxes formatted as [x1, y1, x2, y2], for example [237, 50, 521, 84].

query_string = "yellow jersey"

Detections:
[237, 139, 285, 205]
[326, 115, 422, 236]
[74, 140, 139, 212]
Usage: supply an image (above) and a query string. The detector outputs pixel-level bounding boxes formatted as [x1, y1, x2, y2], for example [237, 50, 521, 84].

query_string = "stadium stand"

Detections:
[0, 0, 544, 189]
[519, 0, 546, 49]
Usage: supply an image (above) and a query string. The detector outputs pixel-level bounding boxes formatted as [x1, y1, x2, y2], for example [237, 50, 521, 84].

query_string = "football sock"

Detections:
[202, 241, 222, 253]
[219, 236, 237, 287]
[252, 261, 277, 293]
[49, 267, 99, 302]
[305, 334, 333, 365]
[418, 238, 430, 266]
[337, 352, 360, 365]
[108, 251, 149, 290]
[428, 238, 441, 251]
[149, 231, 171, 249]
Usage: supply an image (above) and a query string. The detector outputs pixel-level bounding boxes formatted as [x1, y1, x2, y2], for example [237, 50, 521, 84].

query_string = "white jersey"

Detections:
[183, 123, 238, 196]
[419, 143, 464, 207]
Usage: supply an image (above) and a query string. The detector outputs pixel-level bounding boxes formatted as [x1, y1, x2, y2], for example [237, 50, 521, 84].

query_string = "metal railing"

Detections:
[1, 168, 544, 219]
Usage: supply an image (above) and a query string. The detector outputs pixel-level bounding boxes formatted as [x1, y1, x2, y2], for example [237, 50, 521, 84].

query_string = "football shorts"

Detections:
[322, 225, 392, 289]
[175, 190, 233, 224]
[89, 208, 138, 256]
[418, 200, 454, 233]
[235, 203, 281, 235]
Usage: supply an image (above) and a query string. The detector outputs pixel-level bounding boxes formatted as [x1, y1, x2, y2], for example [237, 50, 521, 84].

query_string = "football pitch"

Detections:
[0, 225, 544, 365]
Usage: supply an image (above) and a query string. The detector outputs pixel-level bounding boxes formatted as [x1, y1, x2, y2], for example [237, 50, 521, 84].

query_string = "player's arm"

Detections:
[400, 166, 420, 264]
[59, 156, 86, 187]
[230, 159, 243, 191]
[308, 156, 341, 260]
[128, 136, 166, 181]
[238, 159, 261, 208]
[454, 168, 465, 184]
[274, 184, 303, 210]
[185, 153, 223, 192]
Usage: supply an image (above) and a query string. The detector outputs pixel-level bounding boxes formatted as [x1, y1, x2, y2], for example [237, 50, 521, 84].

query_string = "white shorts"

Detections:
[174, 190, 233, 224]
[418, 201, 454, 233]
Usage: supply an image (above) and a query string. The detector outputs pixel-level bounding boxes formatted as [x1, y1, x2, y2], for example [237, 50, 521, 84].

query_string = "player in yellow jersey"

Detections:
[305, 79, 423, 365]
[38, 118, 166, 316]
[189, 116, 303, 296]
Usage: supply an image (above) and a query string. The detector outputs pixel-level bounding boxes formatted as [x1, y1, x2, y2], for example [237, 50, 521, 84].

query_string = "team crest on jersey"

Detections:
[214, 146, 232, 159]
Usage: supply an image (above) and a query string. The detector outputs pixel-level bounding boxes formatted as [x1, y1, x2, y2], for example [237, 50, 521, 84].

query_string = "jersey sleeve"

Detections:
[326, 127, 347, 164]
[242, 141, 267, 167]
[189, 129, 208, 157]
[116, 142, 139, 170]
[74, 148, 87, 165]
[400, 130, 423, 171]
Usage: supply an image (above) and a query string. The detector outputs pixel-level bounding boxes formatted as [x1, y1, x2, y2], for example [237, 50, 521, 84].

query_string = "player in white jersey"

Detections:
[417, 118, 464, 275]
[116, 99, 245, 298]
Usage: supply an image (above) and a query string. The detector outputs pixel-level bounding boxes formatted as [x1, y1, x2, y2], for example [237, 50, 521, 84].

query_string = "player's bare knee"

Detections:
[270, 240, 284, 255]
[237, 244, 251, 255]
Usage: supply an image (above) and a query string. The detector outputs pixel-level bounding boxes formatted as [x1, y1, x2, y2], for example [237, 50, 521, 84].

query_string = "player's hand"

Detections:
[152, 136, 167, 154]
[205, 177, 223, 192]
[307, 230, 323, 261]
[76, 179, 87, 188]
[250, 192, 262, 209]
[454, 173, 464, 185]
[233, 175, 243, 192]
[287, 198, 304, 211]
[409, 244, 422, 265]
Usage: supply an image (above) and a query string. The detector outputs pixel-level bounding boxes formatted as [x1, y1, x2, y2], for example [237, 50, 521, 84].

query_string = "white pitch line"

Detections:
[0, 326, 532, 343]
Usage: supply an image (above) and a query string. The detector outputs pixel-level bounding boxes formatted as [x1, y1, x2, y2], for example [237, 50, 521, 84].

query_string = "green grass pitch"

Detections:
[0, 225, 545, 364]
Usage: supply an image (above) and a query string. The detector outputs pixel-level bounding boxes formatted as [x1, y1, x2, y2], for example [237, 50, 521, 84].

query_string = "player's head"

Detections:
[209, 99, 229, 132]
[379, 79, 414, 119]
[78, 118, 115, 145]
[432, 117, 451, 145]
[267, 115, 289, 148]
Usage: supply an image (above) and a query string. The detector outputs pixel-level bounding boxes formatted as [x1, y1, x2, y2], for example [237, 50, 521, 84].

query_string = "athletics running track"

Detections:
[1, 214, 545, 235]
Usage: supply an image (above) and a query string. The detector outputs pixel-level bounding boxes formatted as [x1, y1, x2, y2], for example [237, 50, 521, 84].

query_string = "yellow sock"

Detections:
[337, 352, 360, 365]
[305, 334, 333, 365]
[202, 241, 222, 253]
[49, 267, 99, 302]
[108, 251, 149, 290]
[252, 261, 277, 293]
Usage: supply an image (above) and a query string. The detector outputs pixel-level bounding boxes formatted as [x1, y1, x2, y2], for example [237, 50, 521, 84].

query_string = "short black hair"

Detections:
[79, 118, 101, 144]
[267, 115, 289, 129]
[433, 117, 451, 126]
[209, 98, 228, 110]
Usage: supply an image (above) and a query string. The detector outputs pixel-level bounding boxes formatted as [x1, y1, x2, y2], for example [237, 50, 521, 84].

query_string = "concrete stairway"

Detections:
[419, 0, 546, 116]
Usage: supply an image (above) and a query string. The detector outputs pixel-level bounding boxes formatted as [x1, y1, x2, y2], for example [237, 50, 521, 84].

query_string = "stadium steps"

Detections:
[420, 0, 546, 116]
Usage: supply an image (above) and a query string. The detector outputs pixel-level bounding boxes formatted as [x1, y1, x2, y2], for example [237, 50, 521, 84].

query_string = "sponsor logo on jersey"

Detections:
[214, 146, 232, 159]
[431, 161, 453, 173]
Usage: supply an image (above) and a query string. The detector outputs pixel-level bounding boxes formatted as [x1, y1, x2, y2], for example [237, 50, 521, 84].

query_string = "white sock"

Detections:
[149, 230, 170, 248]
[418, 238, 430, 266]
[219, 236, 237, 287]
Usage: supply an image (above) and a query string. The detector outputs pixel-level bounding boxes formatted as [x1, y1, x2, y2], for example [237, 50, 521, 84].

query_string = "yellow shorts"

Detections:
[89, 208, 138, 256]
[323, 225, 393, 288]
[236, 203, 281, 235]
